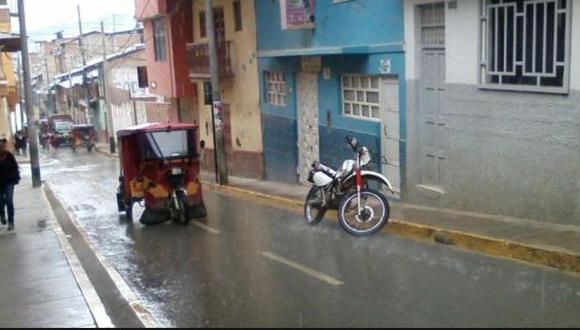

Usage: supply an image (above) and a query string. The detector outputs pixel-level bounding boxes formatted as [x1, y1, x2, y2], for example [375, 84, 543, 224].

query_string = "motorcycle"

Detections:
[304, 136, 394, 236]
[40, 133, 52, 150]
[83, 134, 95, 152]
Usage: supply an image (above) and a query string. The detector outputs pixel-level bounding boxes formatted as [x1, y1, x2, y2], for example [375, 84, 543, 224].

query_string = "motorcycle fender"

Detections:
[346, 171, 395, 193]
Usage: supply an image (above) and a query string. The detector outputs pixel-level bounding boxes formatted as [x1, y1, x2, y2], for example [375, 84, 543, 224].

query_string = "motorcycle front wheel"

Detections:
[304, 186, 327, 225]
[338, 188, 390, 237]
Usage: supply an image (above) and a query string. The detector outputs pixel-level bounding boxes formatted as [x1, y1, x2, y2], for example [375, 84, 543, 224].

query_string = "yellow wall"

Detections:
[192, 0, 262, 153]
[0, 7, 16, 147]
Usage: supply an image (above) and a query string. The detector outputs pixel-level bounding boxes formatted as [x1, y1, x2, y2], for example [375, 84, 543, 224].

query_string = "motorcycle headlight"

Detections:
[171, 168, 183, 175]
[341, 160, 355, 175]
[360, 147, 371, 166]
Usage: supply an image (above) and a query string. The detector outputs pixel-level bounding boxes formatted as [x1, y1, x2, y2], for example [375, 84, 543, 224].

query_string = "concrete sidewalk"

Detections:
[14, 154, 30, 165]
[97, 143, 580, 273]
[0, 184, 104, 328]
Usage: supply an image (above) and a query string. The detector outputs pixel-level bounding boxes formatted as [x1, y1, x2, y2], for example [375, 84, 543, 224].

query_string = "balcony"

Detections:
[187, 41, 234, 80]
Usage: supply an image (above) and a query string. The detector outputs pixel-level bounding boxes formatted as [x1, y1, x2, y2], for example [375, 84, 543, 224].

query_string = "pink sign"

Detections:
[281, 0, 316, 30]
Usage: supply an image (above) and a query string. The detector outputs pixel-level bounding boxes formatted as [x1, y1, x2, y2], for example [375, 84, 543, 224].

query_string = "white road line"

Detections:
[44, 184, 162, 328]
[262, 252, 345, 287]
[192, 222, 221, 234]
[43, 190, 114, 329]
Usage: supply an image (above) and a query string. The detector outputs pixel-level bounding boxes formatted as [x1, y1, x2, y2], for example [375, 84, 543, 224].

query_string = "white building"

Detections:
[404, 0, 580, 224]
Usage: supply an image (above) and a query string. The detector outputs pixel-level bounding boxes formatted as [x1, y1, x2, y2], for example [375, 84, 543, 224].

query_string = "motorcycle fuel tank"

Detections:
[312, 171, 333, 187]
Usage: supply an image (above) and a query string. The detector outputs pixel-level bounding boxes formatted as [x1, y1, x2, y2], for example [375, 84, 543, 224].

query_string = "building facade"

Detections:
[136, 0, 197, 126]
[404, 0, 580, 224]
[189, 0, 264, 179]
[105, 47, 157, 138]
[256, 0, 406, 189]
[136, 0, 265, 179]
[0, 2, 18, 148]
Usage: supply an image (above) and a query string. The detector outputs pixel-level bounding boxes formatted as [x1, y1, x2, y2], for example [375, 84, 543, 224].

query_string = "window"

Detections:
[153, 18, 167, 62]
[342, 75, 380, 120]
[234, 0, 243, 32]
[266, 71, 286, 106]
[137, 66, 148, 88]
[199, 9, 225, 41]
[480, 0, 571, 93]
[200, 11, 206, 38]
[420, 3, 445, 46]
[142, 130, 195, 160]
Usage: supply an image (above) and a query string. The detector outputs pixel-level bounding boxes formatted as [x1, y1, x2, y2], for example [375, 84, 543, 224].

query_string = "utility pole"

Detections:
[67, 57, 73, 116]
[101, 21, 115, 153]
[44, 58, 53, 114]
[204, 0, 229, 185]
[16, 54, 25, 130]
[18, 0, 42, 188]
[77, 5, 90, 125]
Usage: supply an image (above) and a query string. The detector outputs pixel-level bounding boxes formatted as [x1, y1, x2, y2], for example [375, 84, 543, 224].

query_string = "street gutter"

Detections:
[97, 144, 580, 274]
[43, 183, 161, 328]
[202, 181, 580, 275]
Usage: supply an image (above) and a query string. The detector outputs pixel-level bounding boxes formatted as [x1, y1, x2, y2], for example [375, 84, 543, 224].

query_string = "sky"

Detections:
[9, 0, 138, 51]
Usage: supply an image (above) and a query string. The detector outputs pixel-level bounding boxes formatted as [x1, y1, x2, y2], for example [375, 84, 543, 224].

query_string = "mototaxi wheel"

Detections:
[125, 200, 134, 222]
[304, 186, 327, 225]
[174, 190, 192, 225]
[338, 188, 390, 237]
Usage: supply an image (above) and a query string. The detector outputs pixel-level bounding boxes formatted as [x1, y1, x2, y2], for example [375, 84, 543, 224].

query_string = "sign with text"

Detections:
[281, 0, 316, 30]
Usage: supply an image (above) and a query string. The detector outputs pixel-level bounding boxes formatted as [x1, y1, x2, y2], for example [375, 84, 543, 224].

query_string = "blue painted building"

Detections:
[256, 0, 406, 192]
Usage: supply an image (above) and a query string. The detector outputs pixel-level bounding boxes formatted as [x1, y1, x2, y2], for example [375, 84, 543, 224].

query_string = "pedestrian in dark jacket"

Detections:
[0, 138, 20, 231]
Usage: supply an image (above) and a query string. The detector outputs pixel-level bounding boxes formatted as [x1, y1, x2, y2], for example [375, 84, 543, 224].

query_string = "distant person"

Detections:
[0, 139, 20, 231]
[13, 132, 22, 155]
[19, 131, 28, 156]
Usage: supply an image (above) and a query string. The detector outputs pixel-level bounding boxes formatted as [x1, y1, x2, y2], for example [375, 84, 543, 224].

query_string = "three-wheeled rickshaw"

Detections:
[72, 124, 96, 152]
[50, 120, 75, 149]
[116, 123, 207, 225]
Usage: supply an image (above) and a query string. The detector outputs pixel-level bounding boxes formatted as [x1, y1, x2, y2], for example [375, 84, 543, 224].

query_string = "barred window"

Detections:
[342, 75, 380, 120]
[480, 0, 571, 93]
[266, 71, 286, 106]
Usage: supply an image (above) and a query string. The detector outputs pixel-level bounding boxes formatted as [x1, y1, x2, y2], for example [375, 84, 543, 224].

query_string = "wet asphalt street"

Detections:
[30, 149, 580, 327]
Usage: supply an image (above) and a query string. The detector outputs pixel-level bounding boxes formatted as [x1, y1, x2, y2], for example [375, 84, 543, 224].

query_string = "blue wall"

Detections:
[256, 0, 405, 52]
[257, 0, 406, 184]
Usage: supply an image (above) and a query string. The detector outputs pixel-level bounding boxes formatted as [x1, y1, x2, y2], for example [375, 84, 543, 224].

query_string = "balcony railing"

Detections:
[187, 41, 234, 80]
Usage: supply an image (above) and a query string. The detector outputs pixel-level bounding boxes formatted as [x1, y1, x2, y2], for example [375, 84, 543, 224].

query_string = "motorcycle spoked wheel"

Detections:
[304, 186, 328, 225]
[338, 188, 390, 237]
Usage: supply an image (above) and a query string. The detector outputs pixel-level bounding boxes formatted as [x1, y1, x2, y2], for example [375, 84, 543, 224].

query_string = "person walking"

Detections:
[13, 131, 22, 155]
[0, 139, 20, 231]
[20, 131, 28, 156]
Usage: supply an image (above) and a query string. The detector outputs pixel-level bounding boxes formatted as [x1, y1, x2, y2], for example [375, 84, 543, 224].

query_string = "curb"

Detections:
[44, 183, 161, 328]
[42, 186, 114, 328]
[202, 180, 580, 274]
[95, 146, 118, 159]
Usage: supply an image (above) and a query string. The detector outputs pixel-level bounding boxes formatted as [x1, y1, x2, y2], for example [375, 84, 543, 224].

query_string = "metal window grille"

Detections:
[420, 3, 445, 47]
[342, 75, 380, 120]
[480, 0, 571, 93]
[266, 71, 286, 106]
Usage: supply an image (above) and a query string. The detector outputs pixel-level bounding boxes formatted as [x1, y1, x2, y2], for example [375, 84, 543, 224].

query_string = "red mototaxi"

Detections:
[116, 122, 207, 225]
